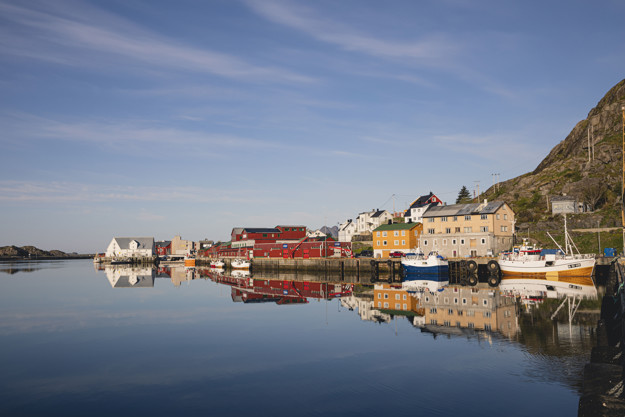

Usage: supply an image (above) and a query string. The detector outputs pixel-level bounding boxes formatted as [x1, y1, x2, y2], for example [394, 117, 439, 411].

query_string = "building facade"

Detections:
[372, 222, 423, 258]
[419, 200, 515, 258]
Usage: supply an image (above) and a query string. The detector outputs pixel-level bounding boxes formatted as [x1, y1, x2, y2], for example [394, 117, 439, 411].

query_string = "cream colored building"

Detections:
[419, 200, 515, 258]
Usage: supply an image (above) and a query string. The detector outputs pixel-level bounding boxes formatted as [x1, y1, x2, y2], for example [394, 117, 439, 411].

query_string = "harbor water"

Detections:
[0, 260, 599, 416]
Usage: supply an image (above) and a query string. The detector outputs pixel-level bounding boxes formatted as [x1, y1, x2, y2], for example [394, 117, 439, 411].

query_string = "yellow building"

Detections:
[420, 200, 515, 258]
[373, 284, 422, 313]
[372, 222, 423, 258]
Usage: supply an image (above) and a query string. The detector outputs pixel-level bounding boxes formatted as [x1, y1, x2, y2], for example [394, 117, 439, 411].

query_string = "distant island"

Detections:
[0, 245, 93, 260]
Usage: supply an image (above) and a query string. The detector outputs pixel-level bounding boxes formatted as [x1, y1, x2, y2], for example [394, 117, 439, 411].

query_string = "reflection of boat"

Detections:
[499, 217, 595, 288]
[231, 269, 250, 278]
[231, 258, 250, 269]
[210, 259, 225, 268]
[401, 250, 449, 276]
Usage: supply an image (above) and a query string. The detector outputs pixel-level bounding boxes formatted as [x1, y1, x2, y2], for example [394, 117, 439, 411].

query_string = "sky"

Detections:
[1, 0, 624, 253]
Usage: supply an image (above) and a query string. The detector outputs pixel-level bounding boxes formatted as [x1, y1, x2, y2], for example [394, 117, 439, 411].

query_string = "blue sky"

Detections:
[1, 0, 624, 252]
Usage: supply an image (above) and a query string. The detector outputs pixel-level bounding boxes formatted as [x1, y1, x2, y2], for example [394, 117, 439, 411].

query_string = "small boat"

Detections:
[401, 250, 449, 276]
[499, 215, 595, 289]
[210, 259, 225, 268]
[231, 258, 250, 269]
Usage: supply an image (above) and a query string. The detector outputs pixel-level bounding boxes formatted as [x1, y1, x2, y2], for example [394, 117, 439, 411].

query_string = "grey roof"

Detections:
[113, 237, 154, 249]
[422, 201, 506, 218]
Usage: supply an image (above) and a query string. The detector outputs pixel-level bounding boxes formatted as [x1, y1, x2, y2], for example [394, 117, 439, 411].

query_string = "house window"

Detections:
[383, 241, 387, 246]
[428, 228, 435, 234]
[481, 214, 488, 220]
[465, 215, 471, 220]
[480, 226, 488, 232]
[445, 228, 451, 234]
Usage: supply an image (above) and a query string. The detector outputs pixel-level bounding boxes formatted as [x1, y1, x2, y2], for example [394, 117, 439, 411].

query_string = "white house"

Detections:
[404, 192, 442, 224]
[356, 209, 393, 234]
[338, 219, 358, 242]
[105, 237, 155, 258]
[307, 229, 327, 238]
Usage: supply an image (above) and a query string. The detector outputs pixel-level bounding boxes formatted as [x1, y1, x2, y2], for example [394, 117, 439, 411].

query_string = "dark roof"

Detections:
[243, 228, 281, 234]
[371, 210, 387, 218]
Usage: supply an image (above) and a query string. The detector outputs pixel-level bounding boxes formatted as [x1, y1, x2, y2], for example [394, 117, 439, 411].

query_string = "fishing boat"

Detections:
[210, 259, 225, 268]
[401, 249, 449, 276]
[231, 258, 251, 269]
[499, 216, 595, 289]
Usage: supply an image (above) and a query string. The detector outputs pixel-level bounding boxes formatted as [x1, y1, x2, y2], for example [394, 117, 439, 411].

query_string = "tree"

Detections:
[456, 185, 472, 204]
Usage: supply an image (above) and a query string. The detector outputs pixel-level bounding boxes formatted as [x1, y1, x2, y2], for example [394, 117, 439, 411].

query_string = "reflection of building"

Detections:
[340, 295, 392, 323]
[105, 237, 155, 258]
[373, 284, 421, 313]
[104, 266, 155, 288]
[420, 285, 517, 337]
[169, 266, 196, 287]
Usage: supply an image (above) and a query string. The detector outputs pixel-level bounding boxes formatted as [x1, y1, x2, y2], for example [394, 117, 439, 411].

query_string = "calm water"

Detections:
[0, 260, 597, 416]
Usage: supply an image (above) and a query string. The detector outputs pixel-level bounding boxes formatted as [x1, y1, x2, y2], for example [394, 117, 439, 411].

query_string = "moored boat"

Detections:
[499, 216, 595, 289]
[231, 258, 251, 269]
[401, 250, 449, 276]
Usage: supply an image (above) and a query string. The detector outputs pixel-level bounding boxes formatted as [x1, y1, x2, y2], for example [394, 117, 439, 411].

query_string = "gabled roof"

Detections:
[373, 222, 420, 232]
[371, 210, 388, 218]
[112, 237, 154, 249]
[422, 201, 507, 218]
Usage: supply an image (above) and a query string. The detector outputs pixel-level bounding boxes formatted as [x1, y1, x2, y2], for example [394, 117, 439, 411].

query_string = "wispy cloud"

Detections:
[0, 180, 270, 204]
[0, 1, 314, 83]
[245, 0, 460, 64]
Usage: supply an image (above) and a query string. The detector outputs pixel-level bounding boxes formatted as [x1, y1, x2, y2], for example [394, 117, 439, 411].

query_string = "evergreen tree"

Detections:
[456, 185, 471, 204]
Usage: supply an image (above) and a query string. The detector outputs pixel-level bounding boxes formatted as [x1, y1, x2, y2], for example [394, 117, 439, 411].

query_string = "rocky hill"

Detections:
[0, 245, 78, 258]
[484, 79, 625, 235]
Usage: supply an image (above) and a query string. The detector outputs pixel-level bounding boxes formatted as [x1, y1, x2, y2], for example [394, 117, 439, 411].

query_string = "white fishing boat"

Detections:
[210, 259, 225, 268]
[499, 216, 595, 290]
[231, 258, 251, 269]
